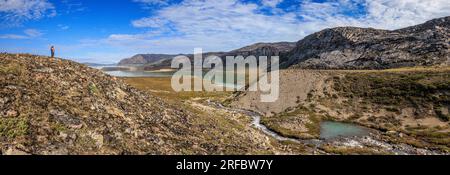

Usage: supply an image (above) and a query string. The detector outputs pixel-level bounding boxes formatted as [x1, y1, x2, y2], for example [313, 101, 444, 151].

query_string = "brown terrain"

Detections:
[230, 67, 450, 152]
[0, 53, 308, 155]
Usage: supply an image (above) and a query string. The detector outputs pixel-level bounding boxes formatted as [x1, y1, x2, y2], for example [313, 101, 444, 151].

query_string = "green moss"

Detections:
[51, 122, 68, 133]
[88, 83, 99, 94]
[0, 117, 29, 139]
[0, 62, 24, 75]
[261, 105, 322, 139]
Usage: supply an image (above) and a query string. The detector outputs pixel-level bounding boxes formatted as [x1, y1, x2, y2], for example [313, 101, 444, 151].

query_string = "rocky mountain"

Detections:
[282, 16, 450, 69]
[118, 54, 180, 65]
[0, 53, 208, 155]
[117, 17, 449, 70]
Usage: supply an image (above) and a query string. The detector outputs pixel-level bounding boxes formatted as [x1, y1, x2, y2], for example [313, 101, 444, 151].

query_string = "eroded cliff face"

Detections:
[283, 16, 450, 69]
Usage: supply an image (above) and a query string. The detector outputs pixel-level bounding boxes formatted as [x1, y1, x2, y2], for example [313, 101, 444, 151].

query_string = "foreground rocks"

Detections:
[0, 53, 208, 155]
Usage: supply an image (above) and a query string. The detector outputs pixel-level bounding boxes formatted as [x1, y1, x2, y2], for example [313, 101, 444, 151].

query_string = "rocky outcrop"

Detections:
[283, 16, 450, 69]
[0, 53, 204, 155]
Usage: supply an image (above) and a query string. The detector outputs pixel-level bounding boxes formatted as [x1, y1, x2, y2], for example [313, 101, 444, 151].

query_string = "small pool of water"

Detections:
[101, 70, 246, 89]
[320, 121, 371, 140]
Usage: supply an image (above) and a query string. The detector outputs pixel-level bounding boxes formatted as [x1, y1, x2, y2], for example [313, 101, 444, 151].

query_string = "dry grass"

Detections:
[121, 77, 303, 154]
[261, 105, 322, 139]
[121, 77, 232, 103]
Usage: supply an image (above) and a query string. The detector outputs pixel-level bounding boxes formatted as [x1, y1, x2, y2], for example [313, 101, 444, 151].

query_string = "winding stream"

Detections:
[204, 100, 443, 155]
[205, 100, 322, 145]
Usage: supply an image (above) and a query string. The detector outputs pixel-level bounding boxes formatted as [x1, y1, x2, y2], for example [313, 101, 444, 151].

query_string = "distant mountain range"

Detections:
[82, 62, 117, 67]
[118, 16, 449, 70]
[118, 54, 180, 65]
[117, 42, 296, 70]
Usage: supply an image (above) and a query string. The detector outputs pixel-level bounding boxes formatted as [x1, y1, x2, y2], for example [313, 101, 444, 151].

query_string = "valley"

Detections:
[122, 66, 449, 154]
[1, 16, 449, 155]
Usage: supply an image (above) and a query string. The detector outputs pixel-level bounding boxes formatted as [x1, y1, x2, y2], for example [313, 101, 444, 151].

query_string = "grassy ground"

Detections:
[333, 68, 450, 111]
[121, 77, 232, 103]
[250, 66, 449, 152]
[261, 105, 322, 139]
[122, 66, 450, 154]
[324, 66, 450, 151]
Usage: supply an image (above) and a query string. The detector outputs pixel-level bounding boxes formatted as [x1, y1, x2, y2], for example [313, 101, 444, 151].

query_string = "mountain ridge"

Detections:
[283, 16, 450, 69]
[117, 42, 297, 69]
[117, 16, 449, 70]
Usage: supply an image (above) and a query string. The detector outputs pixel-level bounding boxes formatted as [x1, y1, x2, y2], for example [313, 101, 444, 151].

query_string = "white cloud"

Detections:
[24, 29, 43, 37]
[363, 0, 450, 29]
[70, 0, 450, 61]
[262, 0, 283, 7]
[61, 0, 86, 14]
[0, 34, 28, 39]
[58, 24, 70, 30]
[298, 0, 450, 30]
[132, 17, 169, 28]
[0, 28, 43, 39]
[0, 0, 55, 25]
[119, 0, 305, 53]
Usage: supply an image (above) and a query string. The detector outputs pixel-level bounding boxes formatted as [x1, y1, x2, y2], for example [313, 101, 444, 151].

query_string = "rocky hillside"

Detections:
[0, 53, 208, 155]
[282, 16, 450, 69]
[118, 54, 180, 65]
[0, 53, 315, 155]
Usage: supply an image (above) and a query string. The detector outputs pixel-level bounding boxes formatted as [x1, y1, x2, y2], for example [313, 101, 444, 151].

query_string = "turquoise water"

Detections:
[101, 70, 246, 89]
[320, 121, 370, 140]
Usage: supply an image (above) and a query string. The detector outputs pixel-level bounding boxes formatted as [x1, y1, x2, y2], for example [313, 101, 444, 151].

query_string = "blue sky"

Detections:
[1, 0, 449, 63]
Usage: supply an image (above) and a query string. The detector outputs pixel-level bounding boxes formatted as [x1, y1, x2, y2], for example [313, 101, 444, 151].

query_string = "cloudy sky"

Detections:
[0, 0, 449, 63]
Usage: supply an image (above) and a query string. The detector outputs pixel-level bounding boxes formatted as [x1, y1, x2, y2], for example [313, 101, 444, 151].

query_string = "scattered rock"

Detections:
[50, 109, 83, 129]
[0, 53, 204, 155]
[4, 109, 19, 117]
[4, 147, 30, 155]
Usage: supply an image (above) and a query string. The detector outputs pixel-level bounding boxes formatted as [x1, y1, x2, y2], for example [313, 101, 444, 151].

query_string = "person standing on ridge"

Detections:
[50, 46, 55, 58]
